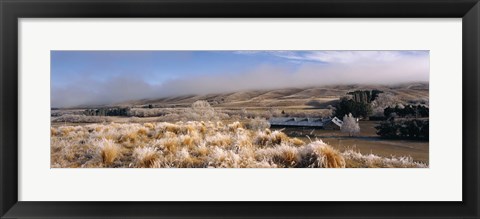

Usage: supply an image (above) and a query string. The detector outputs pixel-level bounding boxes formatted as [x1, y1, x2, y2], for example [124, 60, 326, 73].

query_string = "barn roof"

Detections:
[331, 117, 344, 126]
[268, 117, 342, 128]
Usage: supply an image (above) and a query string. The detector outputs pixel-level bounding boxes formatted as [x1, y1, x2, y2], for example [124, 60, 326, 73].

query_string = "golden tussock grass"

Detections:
[206, 133, 233, 147]
[51, 127, 58, 136]
[228, 121, 243, 132]
[51, 121, 427, 168]
[120, 132, 138, 143]
[144, 123, 155, 129]
[183, 123, 196, 134]
[271, 145, 301, 167]
[289, 138, 305, 147]
[164, 123, 181, 134]
[133, 147, 159, 168]
[137, 128, 148, 136]
[161, 138, 179, 153]
[297, 141, 346, 168]
[96, 138, 120, 165]
[270, 131, 289, 145]
[315, 144, 346, 168]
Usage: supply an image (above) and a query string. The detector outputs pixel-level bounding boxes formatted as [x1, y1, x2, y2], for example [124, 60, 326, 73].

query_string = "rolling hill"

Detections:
[112, 82, 429, 109]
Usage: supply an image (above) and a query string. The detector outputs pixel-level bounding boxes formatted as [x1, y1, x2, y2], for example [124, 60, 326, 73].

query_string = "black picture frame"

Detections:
[1, 0, 479, 218]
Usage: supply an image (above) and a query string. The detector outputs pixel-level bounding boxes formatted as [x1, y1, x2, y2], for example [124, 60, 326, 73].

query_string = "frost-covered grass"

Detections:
[51, 114, 113, 123]
[51, 121, 427, 168]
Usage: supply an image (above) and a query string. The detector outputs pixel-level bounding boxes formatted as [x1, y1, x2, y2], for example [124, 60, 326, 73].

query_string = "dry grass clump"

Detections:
[341, 150, 427, 168]
[206, 133, 233, 147]
[51, 127, 58, 136]
[253, 129, 289, 147]
[51, 121, 427, 168]
[228, 121, 243, 132]
[143, 123, 155, 129]
[137, 128, 148, 136]
[179, 135, 195, 148]
[298, 141, 346, 168]
[163, 123, 181, 134]
[159, 137, 179, 153]
[268, 145, 301, 167]
[254, 130, 271, 146]
[255, 141, 345, 168]
[289, 138, 305, 147]
[270, 131, 289, 145]
[95, 138, 120, 165]
[133, 147, 159, 168]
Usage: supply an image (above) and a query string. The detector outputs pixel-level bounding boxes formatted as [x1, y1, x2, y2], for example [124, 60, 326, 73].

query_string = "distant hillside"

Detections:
[111, 82, 429, 109]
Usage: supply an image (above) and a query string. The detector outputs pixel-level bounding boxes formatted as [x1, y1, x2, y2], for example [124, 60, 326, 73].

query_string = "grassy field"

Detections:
[51, 120, 427, 168]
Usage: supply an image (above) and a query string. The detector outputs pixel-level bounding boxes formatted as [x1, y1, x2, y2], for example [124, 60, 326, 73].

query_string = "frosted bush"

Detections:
[341, 113, 360, 136]
[245, 117, 271, 131]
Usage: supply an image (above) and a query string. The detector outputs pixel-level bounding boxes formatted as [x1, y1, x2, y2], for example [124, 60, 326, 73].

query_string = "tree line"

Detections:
[383, 105, 429, 118]
[375, 119, 429, 140]
[335, 90, 429, 120]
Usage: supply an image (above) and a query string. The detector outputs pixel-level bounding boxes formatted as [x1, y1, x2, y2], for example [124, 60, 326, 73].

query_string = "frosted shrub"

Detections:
[341, 113, 360, 136]
[186, 100, 217, 121]
[245, 117, 271, 131]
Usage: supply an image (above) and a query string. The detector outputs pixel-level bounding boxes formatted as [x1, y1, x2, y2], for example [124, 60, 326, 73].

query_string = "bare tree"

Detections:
[341, 113, 360, 136]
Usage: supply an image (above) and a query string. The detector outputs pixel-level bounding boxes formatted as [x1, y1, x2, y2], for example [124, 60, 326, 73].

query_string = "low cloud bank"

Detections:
[52, 55, 429, 107]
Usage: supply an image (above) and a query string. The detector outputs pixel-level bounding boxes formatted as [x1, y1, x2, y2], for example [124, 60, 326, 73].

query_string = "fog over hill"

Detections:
[51, 51, 429, 108]
[108, 83, 429, 109]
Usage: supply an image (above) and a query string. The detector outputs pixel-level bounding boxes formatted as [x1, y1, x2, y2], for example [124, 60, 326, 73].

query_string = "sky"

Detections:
[51, 50, 429, 107]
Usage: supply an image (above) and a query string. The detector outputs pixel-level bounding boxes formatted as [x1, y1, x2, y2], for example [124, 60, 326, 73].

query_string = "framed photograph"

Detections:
[1, 0, 479, 218]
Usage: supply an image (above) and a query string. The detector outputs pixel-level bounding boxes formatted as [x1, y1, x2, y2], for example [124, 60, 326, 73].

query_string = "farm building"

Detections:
[268, 117, 343, 130]
[323, 117, 343, 130]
